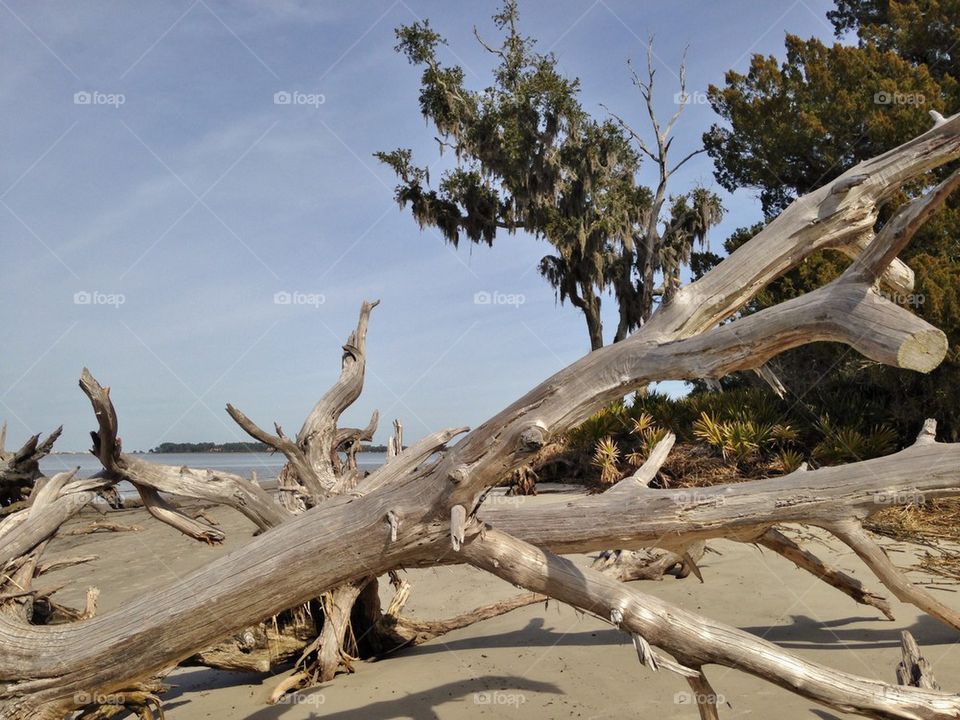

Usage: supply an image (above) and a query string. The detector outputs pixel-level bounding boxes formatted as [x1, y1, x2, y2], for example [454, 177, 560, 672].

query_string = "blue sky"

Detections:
[1, 0, 839, 452]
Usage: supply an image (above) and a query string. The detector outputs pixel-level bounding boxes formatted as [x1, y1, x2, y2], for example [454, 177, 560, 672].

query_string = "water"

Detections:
[40, 451, 389, 498]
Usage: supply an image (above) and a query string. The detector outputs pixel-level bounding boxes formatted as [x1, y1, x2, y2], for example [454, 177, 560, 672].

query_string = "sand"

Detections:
[38, 503, 960, 720]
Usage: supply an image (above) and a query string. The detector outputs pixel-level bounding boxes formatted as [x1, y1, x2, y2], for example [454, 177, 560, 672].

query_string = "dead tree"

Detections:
[4, 113, 960, 719]
[0, 424, 63, 513]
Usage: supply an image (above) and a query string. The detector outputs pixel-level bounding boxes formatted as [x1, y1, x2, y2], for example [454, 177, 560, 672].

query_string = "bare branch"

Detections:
[846, 167, 960, 283]
[225, 403, 322, 495]
[295, 299, 380, 500]
[669, 146, 707, 175]
[824, 521, 960, 632]
[135, 486, 225, 544]
[80, 369, 288, 532]
[758, 527, 894, 620]
[0, 471, 106, 566]
[646, 112, 960, 339]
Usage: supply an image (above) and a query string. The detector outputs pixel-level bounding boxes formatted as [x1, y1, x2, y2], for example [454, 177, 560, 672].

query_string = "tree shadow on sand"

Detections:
[740, 613, 954, 651]
[239, 675, 561, 720]
[156, 613, 955, 718]
[395, 616, 622, 657]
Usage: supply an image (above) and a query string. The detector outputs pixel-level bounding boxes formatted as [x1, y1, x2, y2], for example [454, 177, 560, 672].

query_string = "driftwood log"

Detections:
[4, 113, 960, 719]
[0, 424, 62, 514]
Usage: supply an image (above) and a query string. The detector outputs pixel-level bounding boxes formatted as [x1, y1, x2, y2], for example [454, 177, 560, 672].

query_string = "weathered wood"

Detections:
[5, 113, 960, 720]
[371, 583, 547, 649]
[80, 369, 288, 532]
[826, 520, 960, 632]
[836, 230, 914, 295]
[643, 112, 960, 340]
[295, 299, 379, 501]
[288, 578, 368, 691]
[757, 527, 894, 620]
[135, 486, 224, 544]
[592, 545, 705, 582]
[480, 433, 960, 555]
[224, 403, 322, 495]
[36, 555, 98, 576]
[461, 526, 960, 720]
[898, 630, 941, 691]
[386, 419, 403, 461]
[0, 427, 62, 508]
[0, 472, 107, 566]
[63, 521, 141, 536]
[685, 667, 722, 720]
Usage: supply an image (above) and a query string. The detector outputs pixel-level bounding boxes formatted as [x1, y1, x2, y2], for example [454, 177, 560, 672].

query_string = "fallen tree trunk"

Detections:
[462, 526, 960, 720]
[5, 112, 960, 720]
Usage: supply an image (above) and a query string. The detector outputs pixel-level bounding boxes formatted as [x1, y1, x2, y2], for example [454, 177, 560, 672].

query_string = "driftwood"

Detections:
[61, 521, 142, 536]
[4, 113, 960, 720]
[0, 425, 62, 512]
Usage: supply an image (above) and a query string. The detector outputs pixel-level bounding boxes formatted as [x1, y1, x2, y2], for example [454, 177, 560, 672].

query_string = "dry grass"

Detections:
[866, 499, 960, 581]
[866, 499, 960, 544]
[658, 443, 783, 488]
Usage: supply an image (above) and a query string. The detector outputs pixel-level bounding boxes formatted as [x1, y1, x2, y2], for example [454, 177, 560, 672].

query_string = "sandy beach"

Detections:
[37, 501, 960, 720]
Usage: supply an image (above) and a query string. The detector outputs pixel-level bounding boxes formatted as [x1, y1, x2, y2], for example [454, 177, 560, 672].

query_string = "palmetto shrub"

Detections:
[559, 384, 912, 488]
[591, 436, 621, 484]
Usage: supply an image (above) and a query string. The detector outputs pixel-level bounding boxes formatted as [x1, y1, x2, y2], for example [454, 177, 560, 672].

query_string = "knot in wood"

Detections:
[519, 424, 547, 452]
[448, 465, 469, 484]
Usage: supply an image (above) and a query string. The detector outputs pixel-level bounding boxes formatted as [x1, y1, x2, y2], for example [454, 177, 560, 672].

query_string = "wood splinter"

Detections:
[386, 511, 400, 542]
[450, 505, 466, 551]
[632, 632, 659, 671]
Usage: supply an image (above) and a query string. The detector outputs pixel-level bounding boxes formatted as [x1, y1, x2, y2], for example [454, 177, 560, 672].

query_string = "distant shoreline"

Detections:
[51, 445, 391, 455]
[147, 442, 390, 454]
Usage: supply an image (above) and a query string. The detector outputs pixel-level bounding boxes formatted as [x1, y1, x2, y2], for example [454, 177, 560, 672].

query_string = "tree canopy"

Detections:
[702, 2, 960, 440]
[377, 1, 722, 349]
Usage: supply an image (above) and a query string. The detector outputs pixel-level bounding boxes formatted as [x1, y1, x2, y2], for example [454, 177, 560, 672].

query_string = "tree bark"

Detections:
[5, 112, 960, 719]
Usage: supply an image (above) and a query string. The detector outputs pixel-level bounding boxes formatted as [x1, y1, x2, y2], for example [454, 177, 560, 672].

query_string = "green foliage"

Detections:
[692, 412, 725, 449]
[700, 3, 960, 441]
[591, 436, 621, 484]
[812, 420, 898, 464]
[626, 415, 670, 465]
[566, 401, 632, 450]
[704, 34, 945, 217]
[379, 1, 722, 349]
[149, 441, 268, 453]
[637, 385, 899, 462]
[828, 0, 960, 85]
[693, 412, 779, 465]
[566, 380, 910, 486]
[565, 372, 917, 485]
[777, 448, 806, 473]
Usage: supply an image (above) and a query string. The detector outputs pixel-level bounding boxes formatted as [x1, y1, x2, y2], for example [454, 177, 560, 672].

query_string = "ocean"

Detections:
[40, 451, 389, 498]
